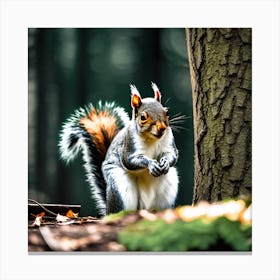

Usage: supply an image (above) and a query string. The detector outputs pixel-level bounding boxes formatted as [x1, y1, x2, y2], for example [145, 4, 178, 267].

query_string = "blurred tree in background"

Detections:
[28, 28, 193, 215]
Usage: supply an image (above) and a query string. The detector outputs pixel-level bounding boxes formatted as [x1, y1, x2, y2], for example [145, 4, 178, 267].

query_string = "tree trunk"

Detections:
[186, 28, 251, 204]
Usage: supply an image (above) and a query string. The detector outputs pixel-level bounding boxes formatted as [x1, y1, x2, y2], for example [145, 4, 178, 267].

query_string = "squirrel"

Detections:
[59, 82, 179, 216]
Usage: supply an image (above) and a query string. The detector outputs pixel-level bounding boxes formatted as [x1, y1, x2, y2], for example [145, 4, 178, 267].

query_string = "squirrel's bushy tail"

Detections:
[59, 101, 129, 216]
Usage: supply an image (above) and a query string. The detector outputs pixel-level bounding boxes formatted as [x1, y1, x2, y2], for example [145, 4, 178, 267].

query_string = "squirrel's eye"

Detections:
[140, 112, 148, 121]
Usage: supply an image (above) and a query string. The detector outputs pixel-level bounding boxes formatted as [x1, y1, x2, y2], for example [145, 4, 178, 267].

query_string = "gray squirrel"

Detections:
[59, 82, 180, 216]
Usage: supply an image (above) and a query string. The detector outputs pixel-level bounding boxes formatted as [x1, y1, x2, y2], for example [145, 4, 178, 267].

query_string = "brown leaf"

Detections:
[66, 209, 79, 218]
[31, 212, 45, 227]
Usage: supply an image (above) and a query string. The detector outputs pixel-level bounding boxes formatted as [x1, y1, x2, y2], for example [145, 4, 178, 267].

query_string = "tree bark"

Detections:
[186, 28, 251, 204]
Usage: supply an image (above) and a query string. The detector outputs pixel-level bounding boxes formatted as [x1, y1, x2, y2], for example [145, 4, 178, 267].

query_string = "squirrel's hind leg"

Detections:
[153, 167, 179, 210]
[103, 167, 138, 214]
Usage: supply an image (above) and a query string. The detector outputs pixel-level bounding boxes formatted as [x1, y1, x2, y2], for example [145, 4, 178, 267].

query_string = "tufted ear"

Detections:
[151, 82, 161, 103]
[130, 84, 142, 109]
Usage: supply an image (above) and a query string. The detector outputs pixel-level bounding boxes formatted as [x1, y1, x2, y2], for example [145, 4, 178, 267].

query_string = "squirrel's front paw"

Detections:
[148, 160, 162, 177]
[159, 157, 170, 174]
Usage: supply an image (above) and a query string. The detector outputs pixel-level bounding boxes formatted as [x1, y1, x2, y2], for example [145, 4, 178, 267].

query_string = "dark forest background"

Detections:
[28, 28, 193, 216]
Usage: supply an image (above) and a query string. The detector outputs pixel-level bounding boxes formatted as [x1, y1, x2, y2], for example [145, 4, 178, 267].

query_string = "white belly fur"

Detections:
[127, 129, 179, 210]
[129, 167, 178, 210]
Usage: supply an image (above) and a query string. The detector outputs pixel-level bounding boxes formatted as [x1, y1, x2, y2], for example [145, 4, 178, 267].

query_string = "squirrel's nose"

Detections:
[157, 122, 167, 134]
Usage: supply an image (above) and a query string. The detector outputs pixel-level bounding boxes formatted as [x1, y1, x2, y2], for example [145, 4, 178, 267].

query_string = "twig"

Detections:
[28, 199, 58, 217]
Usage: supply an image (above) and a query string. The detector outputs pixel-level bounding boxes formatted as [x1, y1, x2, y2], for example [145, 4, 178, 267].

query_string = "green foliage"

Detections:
[102, 210, 134, 223]
[118, 216, 251, 252]
[215, 217, 251, 251]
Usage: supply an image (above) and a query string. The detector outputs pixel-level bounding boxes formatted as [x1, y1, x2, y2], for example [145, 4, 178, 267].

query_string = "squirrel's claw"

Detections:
[148, 160, 162, 177]
[159, 157, 170, 174]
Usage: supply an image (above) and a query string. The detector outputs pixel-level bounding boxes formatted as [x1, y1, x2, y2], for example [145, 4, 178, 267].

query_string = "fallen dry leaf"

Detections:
[31, 212, 45, 227]
[66, 209, 79, 218]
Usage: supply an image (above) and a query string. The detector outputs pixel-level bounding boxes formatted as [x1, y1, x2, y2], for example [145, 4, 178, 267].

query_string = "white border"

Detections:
[1, 0, 279, 279]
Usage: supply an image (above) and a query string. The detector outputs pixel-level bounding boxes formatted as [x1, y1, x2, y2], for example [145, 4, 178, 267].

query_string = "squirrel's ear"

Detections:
[151, 82, 161, 103]
[130, 84, 142, 108]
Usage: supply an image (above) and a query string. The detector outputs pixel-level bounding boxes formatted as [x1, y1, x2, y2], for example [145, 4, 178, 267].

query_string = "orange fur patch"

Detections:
[131, 94, 141, 108]
[80, 109, 119, 161]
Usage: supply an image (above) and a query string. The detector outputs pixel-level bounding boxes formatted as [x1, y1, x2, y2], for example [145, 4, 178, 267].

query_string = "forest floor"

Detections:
[28, 199, 252, 252]
[28, 210, 143, 252]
